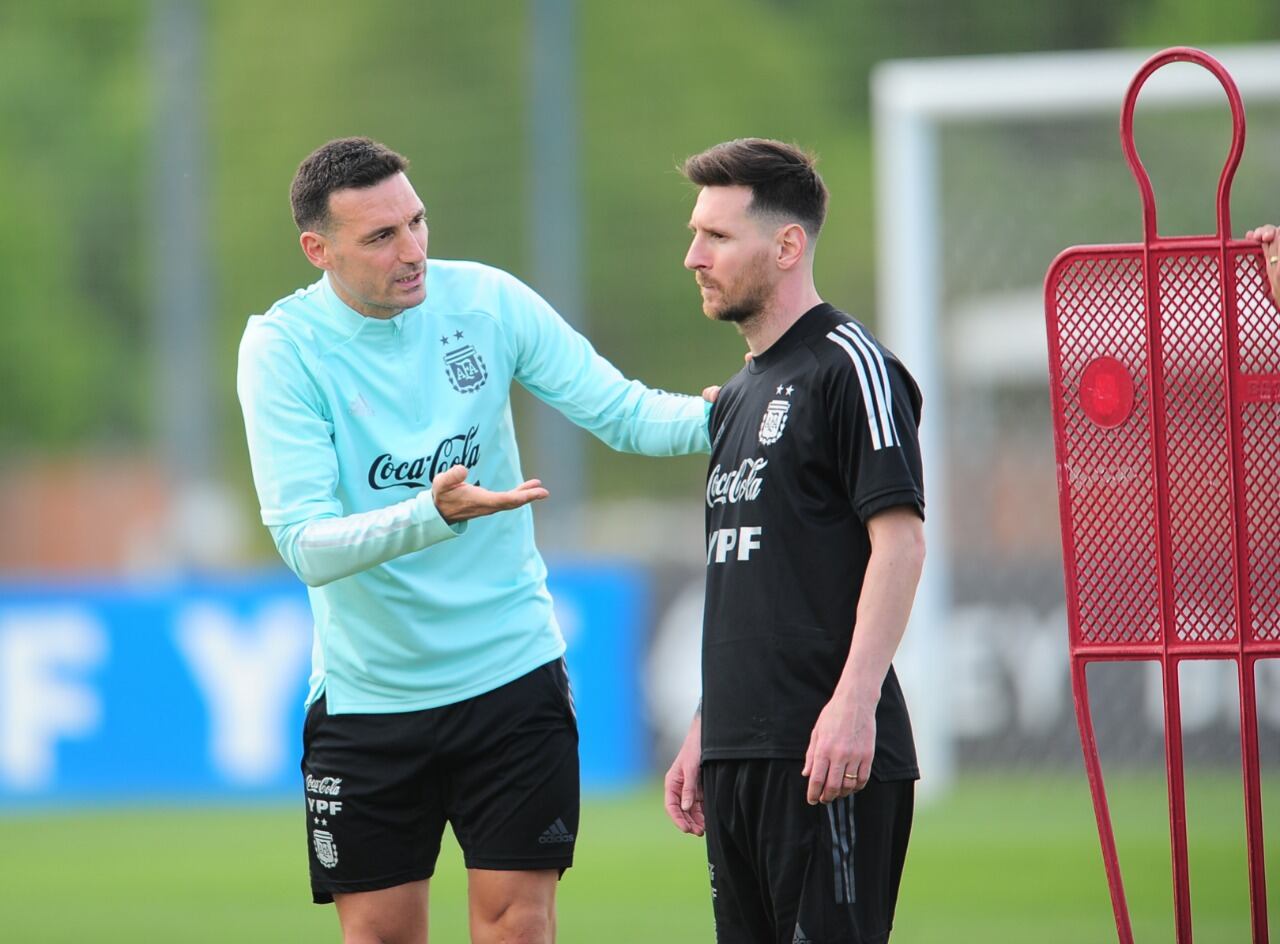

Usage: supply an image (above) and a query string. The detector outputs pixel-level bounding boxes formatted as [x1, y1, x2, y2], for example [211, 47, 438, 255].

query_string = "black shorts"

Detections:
[301, 659, 580, 904]
[702, 759, 914, 944]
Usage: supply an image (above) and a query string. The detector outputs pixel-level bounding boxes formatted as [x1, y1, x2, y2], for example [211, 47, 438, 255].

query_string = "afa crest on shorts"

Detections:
[445, 345, 488, 393]
[313, 829, 339, 869]
[758, 398, 791, 445]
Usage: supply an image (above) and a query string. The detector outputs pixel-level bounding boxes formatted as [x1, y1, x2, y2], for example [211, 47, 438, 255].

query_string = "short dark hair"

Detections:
[290, 137, 409, 232]
[681, 138, 828, 239]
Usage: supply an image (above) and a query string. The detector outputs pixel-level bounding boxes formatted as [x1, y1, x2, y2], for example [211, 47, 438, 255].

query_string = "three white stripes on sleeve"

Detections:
[825, 323, 900, 452]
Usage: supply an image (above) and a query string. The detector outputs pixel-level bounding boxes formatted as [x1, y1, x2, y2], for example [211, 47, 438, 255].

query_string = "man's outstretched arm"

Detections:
[273, 466, 548, 588]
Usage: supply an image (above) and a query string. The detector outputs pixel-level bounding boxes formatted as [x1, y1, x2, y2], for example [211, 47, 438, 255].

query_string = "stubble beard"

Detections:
[706, 274, 771, 327]
[714, 297, 763, 325]
[701, 250, 774, 327]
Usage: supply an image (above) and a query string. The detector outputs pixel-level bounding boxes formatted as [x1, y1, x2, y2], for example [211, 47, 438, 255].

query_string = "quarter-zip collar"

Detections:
[320, 273, 413, 341]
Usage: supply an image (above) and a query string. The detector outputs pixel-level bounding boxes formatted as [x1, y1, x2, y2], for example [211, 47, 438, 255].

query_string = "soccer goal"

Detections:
[871, 43, 1280, 798]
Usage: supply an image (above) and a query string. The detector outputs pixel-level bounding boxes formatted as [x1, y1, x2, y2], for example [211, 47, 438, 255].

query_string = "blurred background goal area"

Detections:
[867, 46, 1280, 805]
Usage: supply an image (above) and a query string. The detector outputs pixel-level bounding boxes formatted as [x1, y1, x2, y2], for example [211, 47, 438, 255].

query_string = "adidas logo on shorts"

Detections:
[538, 818, 575, 844]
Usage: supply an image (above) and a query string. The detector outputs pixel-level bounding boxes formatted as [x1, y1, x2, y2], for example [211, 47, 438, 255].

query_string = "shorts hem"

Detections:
[463, 854, 574, 873]
[311, 867, 434, 905]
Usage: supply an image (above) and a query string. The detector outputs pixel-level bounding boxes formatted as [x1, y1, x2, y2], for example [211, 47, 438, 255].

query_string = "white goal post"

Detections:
[871, 44, 1280, 797]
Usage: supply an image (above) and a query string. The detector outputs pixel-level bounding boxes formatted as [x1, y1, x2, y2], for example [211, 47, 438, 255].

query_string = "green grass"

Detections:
[0, 774, 1273, 942]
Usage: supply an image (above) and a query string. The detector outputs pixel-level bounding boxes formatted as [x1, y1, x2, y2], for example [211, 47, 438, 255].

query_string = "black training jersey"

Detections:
[700, 303, 923, 780]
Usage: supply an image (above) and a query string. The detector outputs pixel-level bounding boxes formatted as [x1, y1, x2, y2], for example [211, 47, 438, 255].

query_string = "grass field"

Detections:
[0, 774, 1273, 942]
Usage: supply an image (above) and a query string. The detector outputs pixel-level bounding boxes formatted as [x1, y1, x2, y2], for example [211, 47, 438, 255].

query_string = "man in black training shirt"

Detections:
[664, 138, 926, 944]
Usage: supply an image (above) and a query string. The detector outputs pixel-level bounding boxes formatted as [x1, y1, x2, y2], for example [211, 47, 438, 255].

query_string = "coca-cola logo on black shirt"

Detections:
[367, 426, 481, 490]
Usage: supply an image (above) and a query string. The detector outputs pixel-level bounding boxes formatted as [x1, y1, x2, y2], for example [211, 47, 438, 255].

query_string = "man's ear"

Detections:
[776, 222, 808, 270]
[300, 230, 330, 270]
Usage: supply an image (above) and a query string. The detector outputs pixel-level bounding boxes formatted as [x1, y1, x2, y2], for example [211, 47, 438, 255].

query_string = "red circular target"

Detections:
[1079, 356, 1135, 429]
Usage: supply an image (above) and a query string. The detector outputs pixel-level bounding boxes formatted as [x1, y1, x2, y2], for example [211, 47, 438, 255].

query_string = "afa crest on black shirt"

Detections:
[701, 304, 924, 780]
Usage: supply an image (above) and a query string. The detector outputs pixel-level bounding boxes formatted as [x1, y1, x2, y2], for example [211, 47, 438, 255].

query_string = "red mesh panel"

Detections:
[1052, 254, 1161, 646]
[1156, 254, 1237, 645]
[1233, 253, 1280, 372]
[1236, 252, 1280, 644]
[1242, 402, 1280, 643]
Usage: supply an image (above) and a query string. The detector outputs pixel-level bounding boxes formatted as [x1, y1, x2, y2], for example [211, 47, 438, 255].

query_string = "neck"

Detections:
[740, 278, 823, 356]
[326, 273, 403, 320]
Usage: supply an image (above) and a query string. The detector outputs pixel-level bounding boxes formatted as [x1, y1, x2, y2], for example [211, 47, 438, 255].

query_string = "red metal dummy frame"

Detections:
[1044, 47, 1274, 943]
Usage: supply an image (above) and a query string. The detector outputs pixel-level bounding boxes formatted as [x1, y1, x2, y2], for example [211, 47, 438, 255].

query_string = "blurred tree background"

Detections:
[1, 0, 1276, 566]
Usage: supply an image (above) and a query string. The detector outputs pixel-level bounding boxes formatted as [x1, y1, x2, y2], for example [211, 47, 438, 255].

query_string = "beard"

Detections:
[714, 290, 767, 324]
[700, 252, 774, 325]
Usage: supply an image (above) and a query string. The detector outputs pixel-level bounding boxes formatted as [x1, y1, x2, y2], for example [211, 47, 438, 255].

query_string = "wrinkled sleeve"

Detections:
[236, 324, 462, 587]
[502, 275, 712, 456]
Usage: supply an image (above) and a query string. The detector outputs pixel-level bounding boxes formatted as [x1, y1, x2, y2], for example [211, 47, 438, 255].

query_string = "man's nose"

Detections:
[399, 229, 426, 263]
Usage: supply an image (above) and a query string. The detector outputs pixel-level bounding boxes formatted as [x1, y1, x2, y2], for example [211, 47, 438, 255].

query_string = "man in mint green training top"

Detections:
[236, 137, 711, 944]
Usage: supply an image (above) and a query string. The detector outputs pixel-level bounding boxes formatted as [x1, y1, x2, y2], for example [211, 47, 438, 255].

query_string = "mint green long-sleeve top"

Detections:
[237, 260, 710, 713]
